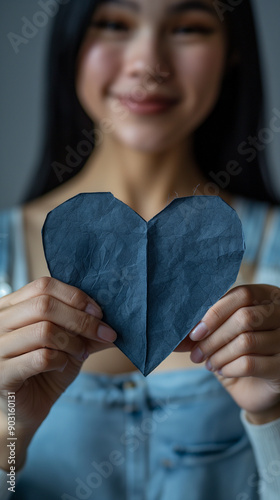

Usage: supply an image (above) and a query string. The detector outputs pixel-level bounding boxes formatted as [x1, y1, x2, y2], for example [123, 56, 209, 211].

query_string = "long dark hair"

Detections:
[22, 0, 278, 204]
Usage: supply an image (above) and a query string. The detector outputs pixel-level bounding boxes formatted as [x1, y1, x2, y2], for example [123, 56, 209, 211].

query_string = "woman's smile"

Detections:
[112, 93, 181, 115]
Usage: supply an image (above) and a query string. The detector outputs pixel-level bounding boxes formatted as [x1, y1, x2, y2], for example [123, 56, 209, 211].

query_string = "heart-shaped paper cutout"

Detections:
[42, 193, 245, 376]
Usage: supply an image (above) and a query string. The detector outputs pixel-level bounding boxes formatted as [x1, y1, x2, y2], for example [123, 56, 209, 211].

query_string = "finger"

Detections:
[206, 330, 280, 372]
[189, 284, 279, 341]
[0, 349, 69, 388]
[0, 322, 89, 362]
[190, 304, 280, 363]
[83, 338, 117, 355]
[174, 335, 196, 352]
[0, 295, 117, 343]
[215, 354, 280, 380]
[0, 277, 103, 318]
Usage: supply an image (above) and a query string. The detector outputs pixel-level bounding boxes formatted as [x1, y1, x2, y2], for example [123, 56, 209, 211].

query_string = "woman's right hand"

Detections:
[0, 276, 117, 453]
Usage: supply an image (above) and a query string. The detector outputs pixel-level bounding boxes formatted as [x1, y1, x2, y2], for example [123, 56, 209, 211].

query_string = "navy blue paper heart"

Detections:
[42, 193, 245, 376]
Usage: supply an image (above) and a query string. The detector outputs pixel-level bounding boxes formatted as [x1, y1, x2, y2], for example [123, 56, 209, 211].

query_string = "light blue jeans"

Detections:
[14, 368, 259, 500]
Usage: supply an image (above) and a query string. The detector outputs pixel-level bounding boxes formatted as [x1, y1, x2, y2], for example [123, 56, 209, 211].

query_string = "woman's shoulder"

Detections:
[231, 193, 276, 218]
[1, 179, 100, 289]
[0, 205, 24, 247]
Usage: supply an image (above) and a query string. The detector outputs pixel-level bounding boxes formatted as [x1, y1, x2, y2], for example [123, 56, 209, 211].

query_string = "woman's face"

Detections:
[75, 0, 228, 153]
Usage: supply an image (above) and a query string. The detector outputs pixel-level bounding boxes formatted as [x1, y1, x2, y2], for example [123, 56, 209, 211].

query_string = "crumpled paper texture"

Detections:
[42, 193, 245, 376]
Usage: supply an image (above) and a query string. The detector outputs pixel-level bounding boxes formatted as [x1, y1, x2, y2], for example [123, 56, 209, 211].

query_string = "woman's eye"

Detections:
[172, 26, 215, 35]
[91, 20, 128, 32]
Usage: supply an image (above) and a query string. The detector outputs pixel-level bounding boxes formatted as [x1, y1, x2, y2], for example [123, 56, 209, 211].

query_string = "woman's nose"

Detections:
[124, 30, 172, 85]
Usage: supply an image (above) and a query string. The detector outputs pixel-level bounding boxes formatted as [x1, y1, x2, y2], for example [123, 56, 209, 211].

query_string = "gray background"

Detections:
[0, 0, 280, 209]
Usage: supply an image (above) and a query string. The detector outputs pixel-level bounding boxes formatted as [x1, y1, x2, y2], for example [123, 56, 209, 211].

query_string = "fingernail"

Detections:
[190, 347, 205, 363]
[85, 302, 103, 319]
[80, 350, 89, 362]
[97, 325, 117, 343]
[189, 321, 209, 341]
[206, 359, 213, 371]
[79, 350, 89, 361]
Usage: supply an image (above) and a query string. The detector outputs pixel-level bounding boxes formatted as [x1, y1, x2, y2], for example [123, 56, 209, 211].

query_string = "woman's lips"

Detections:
[117, 96, 180, 115]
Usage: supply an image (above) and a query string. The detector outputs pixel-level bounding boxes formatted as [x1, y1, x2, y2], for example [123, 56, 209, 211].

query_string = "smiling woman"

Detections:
[1, 0, 280, 499]
[75, 0, 228, 160]
[22, 0, 271, 203]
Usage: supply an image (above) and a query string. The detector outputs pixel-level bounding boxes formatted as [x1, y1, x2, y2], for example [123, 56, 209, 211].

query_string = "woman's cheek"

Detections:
[178, 44, 226, 103]
[77, 42, 122, 108]
[84, 44, 121, 88]
[182, 44, 225, 82]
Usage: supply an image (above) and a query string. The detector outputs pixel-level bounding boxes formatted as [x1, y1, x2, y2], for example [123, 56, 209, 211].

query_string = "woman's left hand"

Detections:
[177, 284, 280, 418]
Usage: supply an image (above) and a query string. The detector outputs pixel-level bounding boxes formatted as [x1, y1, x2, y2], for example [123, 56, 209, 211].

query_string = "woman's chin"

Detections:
[113, 130, 178, 154]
